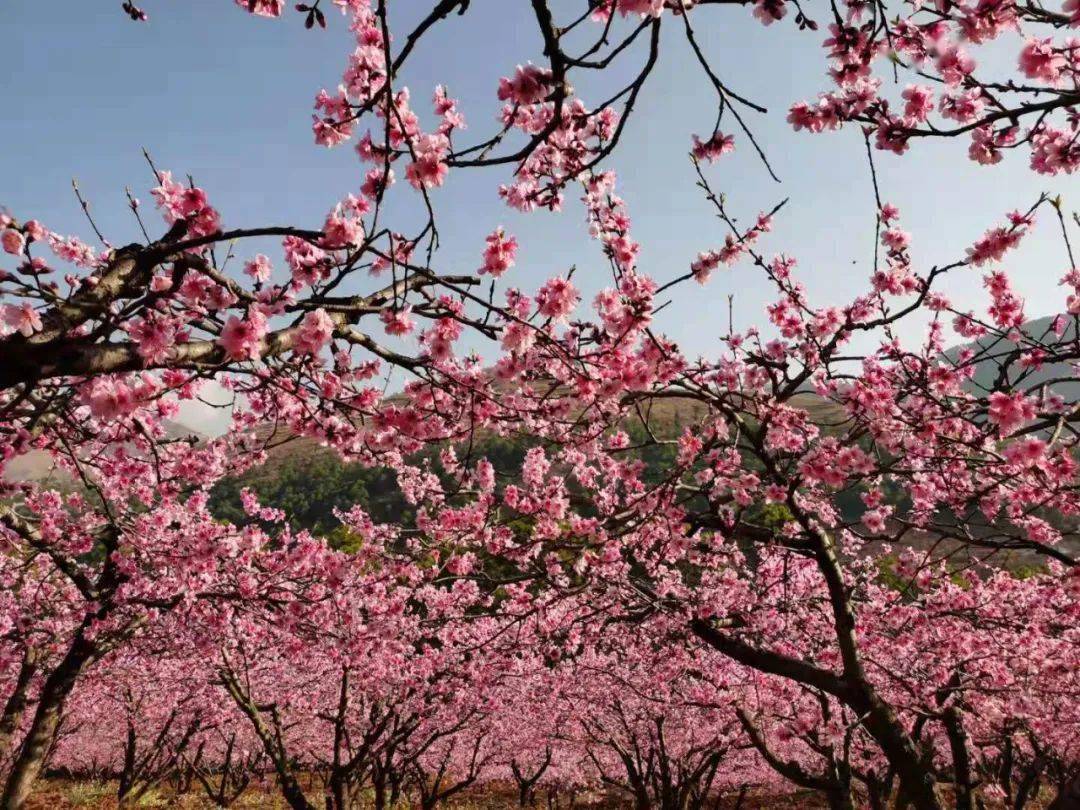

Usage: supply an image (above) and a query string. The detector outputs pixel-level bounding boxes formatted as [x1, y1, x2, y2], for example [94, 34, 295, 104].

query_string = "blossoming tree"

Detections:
[2, 0, 1080, 807]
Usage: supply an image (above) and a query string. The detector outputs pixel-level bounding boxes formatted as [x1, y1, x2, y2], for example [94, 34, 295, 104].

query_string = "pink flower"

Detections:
[80, 377, 137, 421]
[1018, 37, 1066, 82]
[691, 132, 736, 162]
[988, 391, 1037, 435]
[380, 305, 414, 336]
[322, 205, 364, 248]
[874, 118, 911, 154]
[244, 254, 274, 283]
[983, 270, 1025, 327]
[312, 87, 355, 147]
[361, 168, 394, 199]
[497, 64, 553, 106]
[753, 0, 787, 24]
[966, 217, 1029, 265]
[617, 0, 666, 17]
[422, 316, 462, 361]
[3, 303, 42, 336]
[536, 277, 579, 322]
[23, 220, 46, 242]
[294, 308, 335, 356]
[475, 459, 496, 492]
[405, 134, 450, 190]
[283, 236, 330, 287]
[798, 438, 874, 486]
[953, 312, 987, 339]
[968, 125, 1015, 165]
[608, 234, 640, 272]
[862, 507, 890, 534]
[501, 322, 537, 354]
[433, 85, 466, 134]
[235, 0, 283, 16]
[901, 85, 935, 122]
[1065, 0, 1080, 25]
[1, 229, 26, 256]
[150, 170, 221, 239]
[17, 257, 50, 275]
[939, 89, 985, 122]
[1004, 437, 1047, 467]
[127, 313, 180, 364]
[691, 251, 722, 285]
[219, 307, 269, 361]
[48, 233, 97, 267]
[936, 45, 976, 85]
[881, 228, 911, 251]
[786, 102, 817, 131]
[150, 273, 173, 292]
[1030, 124, 1080, 175]
[479, 228, 518, 277]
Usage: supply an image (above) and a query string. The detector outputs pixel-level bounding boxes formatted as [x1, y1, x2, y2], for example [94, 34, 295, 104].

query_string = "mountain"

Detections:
[947, 314, 1080, 398]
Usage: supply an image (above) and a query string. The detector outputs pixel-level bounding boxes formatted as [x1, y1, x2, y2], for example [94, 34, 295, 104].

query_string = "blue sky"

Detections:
[2, 2, 1073, 430]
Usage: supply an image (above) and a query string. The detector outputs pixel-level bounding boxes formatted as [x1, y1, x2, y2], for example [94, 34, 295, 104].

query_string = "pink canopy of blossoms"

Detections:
[0, 1, 1078, 808]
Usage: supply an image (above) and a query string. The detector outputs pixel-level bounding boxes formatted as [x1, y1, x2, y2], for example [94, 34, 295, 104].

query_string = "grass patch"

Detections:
[64, 781, 111, 807]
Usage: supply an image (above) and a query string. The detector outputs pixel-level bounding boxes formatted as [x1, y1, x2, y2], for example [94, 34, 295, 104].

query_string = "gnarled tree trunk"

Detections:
[1, 633, 94, 810]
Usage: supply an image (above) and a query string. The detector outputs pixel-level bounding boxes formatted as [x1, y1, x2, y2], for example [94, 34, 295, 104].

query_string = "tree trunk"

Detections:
[325, 768, 347, 810]
[943, 707, 974, 810]
[825, 786, 856, 810]
[0, 648, 38, 765]
[283, 778, 314, 810]
[853, 690, 941, 810]
[1014, 758, 1045, 810]
[1048, 773, 1080, 810]
[811, 530, 943, 810]
[372, 770, 387, 810]
[1, 633, 95, 810]
[117, 722, 137, 805]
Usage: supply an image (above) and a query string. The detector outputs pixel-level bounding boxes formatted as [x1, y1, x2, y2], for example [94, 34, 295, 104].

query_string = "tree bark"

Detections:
[1, 633, 95, 810]
[0, 648, 38, 766]
[219, 668, 314, 810]
[1047, 773, 1080, 810]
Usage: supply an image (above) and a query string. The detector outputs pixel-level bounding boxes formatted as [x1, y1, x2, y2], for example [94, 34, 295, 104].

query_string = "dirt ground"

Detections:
[26, 779, 1064, 809]
[24, 778, 833, 809]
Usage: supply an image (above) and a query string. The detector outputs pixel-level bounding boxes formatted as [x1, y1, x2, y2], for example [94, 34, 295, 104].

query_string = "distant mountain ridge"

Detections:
[947, 314, 1080, 398]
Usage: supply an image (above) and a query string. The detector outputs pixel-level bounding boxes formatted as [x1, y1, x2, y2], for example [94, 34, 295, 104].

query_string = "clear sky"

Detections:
[2, 1, 1073, 431]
